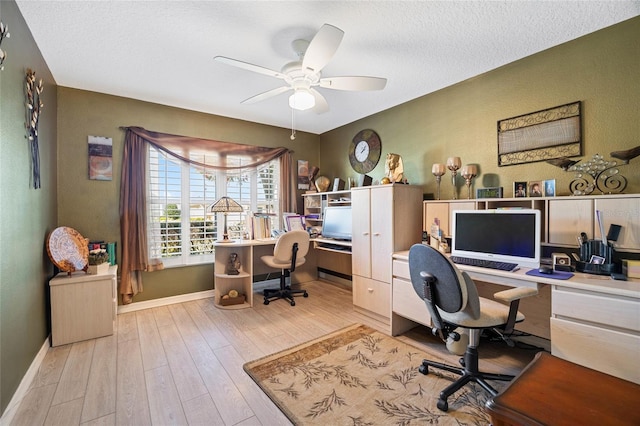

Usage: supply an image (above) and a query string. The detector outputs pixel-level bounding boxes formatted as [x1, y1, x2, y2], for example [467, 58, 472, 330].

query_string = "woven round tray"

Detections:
[46, 227, 89, 273]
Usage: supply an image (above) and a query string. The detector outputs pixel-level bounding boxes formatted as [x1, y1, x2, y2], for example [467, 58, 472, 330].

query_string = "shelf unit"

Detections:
[302, 190, 351, 231]
[213, 244, 253, 309]
[424, 194, 640, 252]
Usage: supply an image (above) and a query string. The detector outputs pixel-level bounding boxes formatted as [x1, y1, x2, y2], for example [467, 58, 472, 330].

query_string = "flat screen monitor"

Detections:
[451, 209, 541, 269]
[322, 206, 352, 241]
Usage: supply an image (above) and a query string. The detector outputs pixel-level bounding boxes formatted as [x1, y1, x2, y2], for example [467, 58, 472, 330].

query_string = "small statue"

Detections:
[385, 153, 405, 183]
[225, 253, 241, 275]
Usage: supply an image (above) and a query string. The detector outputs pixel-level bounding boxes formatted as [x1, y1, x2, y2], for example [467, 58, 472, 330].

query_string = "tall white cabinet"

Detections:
[351, 184, 423, 332]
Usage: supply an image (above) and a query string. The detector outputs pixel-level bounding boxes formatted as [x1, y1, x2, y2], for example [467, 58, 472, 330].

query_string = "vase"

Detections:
[87, 262, 109, 275]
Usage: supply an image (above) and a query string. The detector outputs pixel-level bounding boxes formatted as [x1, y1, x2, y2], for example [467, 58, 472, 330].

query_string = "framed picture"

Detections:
[528, 181, 543, 197]
[544, 179, 556, 197]
[497, 101, 582, 166]
[285, 215, 305, 231]
[513, 181, 527, 198]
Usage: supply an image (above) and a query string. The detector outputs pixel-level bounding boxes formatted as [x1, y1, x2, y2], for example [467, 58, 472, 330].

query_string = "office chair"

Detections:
[408, 244, 538, 412]
[261, 230, 310, 306]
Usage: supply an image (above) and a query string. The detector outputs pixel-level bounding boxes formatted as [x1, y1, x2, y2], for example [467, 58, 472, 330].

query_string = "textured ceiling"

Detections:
[15, 1, 640, 134]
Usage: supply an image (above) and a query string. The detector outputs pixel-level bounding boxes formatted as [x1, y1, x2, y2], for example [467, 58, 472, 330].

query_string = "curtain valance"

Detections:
[125, 126, 291, 170]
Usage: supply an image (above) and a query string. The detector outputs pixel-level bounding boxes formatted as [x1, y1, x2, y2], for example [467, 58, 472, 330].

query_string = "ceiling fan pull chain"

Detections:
[290, 107, 296, 140]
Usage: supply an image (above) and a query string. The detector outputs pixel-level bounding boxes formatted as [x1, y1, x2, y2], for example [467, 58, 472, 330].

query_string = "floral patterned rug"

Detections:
[244, 324, 502, 425]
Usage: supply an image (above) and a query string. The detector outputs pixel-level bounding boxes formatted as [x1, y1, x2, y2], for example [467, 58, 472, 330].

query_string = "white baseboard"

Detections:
[117, 289, 216, 314]
[0, 338, 50, 425]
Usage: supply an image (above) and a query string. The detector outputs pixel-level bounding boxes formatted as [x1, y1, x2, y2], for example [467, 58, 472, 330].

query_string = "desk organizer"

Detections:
[576, 240, 616, 275]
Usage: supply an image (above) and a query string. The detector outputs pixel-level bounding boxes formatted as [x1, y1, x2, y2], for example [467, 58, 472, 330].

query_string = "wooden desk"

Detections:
[391, 250, 640, 383]
[486, 352, 640, 426]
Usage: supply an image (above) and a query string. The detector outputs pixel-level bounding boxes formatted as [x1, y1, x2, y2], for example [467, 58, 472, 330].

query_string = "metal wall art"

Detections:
[26, 69, 44, 189]
[0, 20, 9, 71]
[498, 101, 581, 166]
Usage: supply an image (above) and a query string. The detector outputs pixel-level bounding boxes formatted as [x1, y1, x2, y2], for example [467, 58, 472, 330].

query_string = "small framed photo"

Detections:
[513, 181, 527, 198]
[285, 215, 305, 231]
[543, 179, 556, 197]
[528, 181, 543, 197]
[476, 187, 504, 199]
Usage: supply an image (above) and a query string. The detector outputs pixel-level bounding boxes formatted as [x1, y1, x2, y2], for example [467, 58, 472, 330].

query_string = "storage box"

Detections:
[219, 294, 246, 306]
[622, 259, 640, 278]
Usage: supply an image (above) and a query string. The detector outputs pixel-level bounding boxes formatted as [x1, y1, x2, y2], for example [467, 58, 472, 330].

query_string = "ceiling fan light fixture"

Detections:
[289, 89, 315, 111]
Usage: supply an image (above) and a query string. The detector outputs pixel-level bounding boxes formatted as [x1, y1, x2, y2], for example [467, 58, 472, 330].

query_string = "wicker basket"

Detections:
[219, 294, 246, 306]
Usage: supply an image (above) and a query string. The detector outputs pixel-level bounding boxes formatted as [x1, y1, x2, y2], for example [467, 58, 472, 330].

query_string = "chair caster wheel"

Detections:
[290, 301, 296, 306]
[459, 357, 465, 367]
[264, 299, 270, 305]
[418, 364, 429, 375]
[303, 292, 308, 297]
[437, 399, 448, 412]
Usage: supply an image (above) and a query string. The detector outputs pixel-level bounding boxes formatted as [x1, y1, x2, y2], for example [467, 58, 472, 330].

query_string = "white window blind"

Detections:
[147, 146, 280, 267]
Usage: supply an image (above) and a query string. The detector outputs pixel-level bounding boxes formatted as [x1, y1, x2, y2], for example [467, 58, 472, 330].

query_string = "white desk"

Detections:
[391, 250, 640, 384]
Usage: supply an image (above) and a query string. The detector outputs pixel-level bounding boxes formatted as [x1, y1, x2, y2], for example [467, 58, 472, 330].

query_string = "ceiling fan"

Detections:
[214, 24, 387, 114]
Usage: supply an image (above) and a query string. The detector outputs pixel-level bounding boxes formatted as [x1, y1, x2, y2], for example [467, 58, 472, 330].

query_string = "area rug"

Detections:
[244, 323, 501, 425]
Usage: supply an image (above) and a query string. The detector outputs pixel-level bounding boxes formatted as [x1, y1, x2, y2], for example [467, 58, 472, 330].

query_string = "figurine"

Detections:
[225, 253, 241, 275]
[308, 166, 320, 192]
[385, 153, 405, 183]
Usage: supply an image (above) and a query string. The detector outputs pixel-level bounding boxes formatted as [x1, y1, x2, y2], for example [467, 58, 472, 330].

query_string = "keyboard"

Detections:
[319, 243, 351, 252]
[451, 256, 519, 272]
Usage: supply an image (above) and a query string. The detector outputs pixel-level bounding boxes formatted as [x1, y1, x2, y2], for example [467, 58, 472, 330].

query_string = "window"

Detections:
[147, 146, 280, 267]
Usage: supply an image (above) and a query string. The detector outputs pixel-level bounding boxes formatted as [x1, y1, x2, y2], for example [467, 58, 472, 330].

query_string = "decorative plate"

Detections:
[46, 227, 89, 273]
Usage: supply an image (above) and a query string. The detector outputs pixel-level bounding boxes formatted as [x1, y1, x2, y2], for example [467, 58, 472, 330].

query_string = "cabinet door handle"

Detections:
[367, 288, 374, 293]
[362, 232, 369, 236]
[373, 232, 381, 236]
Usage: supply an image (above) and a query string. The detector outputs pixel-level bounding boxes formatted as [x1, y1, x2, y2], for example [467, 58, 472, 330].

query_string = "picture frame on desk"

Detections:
[476, 187, 503, 199]
[285, 215, 305, 231]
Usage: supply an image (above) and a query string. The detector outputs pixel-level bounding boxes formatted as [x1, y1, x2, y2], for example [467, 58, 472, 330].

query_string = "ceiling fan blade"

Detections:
[214, 56, 286, 79]
[310, 89, 329, 114]
[241, 86, 292, 104]
[319, 76, 387, 91]
[302, 24, 344, 73]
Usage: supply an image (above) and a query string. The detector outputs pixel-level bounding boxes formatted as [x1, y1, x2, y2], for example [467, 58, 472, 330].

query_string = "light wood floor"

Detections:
[9, 280, 540, 426]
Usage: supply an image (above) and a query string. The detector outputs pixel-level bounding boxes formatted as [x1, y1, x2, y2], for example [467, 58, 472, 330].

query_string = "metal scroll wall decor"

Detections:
[26, 69, 44, 189]
[498, 101, 582, 166]
[0, 20, 9, 71]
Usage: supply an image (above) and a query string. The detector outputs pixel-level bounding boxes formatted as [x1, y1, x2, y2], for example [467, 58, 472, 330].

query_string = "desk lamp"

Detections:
[209, 196, 244, 242]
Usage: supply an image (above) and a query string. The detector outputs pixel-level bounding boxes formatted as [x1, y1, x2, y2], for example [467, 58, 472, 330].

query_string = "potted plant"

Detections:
[87, 248, 109, 274]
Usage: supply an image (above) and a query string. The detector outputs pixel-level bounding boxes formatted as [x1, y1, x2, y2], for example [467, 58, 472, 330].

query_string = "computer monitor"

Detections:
[451, 209, 541, 269]
[321, 206, 352, 241]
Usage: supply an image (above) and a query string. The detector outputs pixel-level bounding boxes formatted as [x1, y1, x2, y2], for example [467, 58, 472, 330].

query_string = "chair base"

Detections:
[263, 271, 308, 306]
[418, 346, 514, 412]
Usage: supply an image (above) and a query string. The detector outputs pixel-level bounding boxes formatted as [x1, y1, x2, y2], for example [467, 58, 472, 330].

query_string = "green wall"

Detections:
[56, 88, 320, 303]
[0, 0, 58, 415]
[2, 4, 639, 417]
[319, 17, 640, 197]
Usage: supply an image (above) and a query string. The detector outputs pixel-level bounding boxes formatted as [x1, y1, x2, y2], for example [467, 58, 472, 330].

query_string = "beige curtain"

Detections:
[119, 126, 294, 304]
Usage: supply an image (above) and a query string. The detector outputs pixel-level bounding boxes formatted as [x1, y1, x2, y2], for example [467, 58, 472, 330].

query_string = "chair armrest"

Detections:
[494, 287, 538, 303]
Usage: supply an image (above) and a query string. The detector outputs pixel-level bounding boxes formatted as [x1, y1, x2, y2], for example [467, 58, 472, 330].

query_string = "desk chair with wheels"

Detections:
[261, 230, 310, 306]
[408, 244, 538, 412]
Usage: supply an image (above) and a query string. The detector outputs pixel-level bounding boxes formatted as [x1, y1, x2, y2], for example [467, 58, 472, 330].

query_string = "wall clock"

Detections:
[349, 129, 382, 174]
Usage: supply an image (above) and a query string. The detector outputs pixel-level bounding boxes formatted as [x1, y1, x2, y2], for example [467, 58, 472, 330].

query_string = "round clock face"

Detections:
[349, 129, 382, 174]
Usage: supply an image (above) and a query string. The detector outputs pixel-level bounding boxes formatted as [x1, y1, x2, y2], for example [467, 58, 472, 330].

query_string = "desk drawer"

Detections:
[392, 277, 431, 326]
[551, 317, 640, 384]
[552, 287, 640, 332]
[353, 275, 390, 318]
[392, 259, 410, 280]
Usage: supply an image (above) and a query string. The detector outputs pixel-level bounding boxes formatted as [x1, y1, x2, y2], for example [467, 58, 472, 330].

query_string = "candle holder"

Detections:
[431, 163, 446, 200]
[461, 165, 478, 199]
[446, 157, 461, 199]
